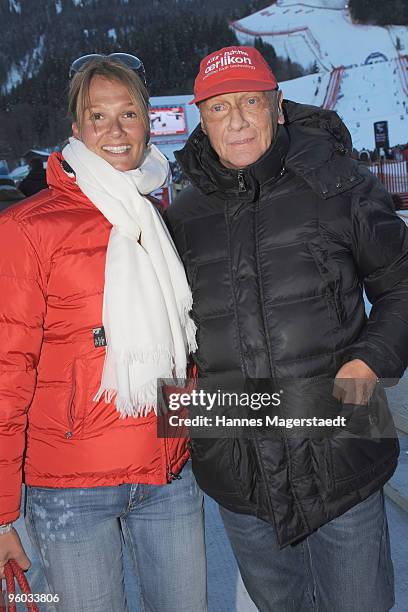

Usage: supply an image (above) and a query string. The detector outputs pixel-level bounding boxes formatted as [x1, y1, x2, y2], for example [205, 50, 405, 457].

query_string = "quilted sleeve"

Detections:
[0, 214, 46, 523]
[348, 183, 408, 379]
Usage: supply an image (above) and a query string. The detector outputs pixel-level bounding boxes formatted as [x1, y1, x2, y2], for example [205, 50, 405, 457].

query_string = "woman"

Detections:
[0, 55, 207, 611]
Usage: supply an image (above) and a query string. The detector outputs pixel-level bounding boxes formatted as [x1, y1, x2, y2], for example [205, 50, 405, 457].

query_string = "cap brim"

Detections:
[189, 78, 278, 105]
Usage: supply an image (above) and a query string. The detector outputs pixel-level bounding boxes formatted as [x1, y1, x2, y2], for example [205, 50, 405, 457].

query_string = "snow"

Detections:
[108, 28, 117, 42]
[275, 0, 345, 6]
[55, 0, 62, 14]
[229, 1, 408, 150]
[8, 0, 21, 13]
[28, 35, 45, 78]
[389, 27, 408, 54]
[1, 35, 45, 94]
[9, 165, 29, 182]
[2, 64, 23, 93]
[281, 59, 408, 149]
[231, 1, 408, 72]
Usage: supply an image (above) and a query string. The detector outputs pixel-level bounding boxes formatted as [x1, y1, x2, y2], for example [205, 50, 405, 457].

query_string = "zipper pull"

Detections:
[237, 170, 246, 193]
[168, 468, 182, 481]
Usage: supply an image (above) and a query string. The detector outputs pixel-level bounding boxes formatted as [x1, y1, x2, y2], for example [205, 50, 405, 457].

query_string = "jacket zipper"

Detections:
[237, 170, 246, 193]
[168, 468, 182, 481]
[163, 432, 182, 482]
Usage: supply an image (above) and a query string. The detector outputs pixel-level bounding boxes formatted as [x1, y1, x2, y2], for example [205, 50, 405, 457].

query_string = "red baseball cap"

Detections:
[190, 46, 278, 105]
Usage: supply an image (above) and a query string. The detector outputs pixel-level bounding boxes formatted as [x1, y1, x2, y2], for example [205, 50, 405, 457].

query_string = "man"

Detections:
[165, 46, 408, 611]
[0, 177, 24, 212]
[18, 157, 47, 197]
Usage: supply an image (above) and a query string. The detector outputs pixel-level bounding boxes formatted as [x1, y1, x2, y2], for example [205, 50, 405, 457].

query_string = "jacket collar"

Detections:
[176, 124, 290, 201]
[46, 152, 95, 207]
[176, 100, 364, 201]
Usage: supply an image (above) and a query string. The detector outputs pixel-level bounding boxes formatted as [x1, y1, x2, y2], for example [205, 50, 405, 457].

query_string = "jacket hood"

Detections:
[283, 99, 352, 152]
[46, 152, 92, 206]
[176, 100, 363, 201]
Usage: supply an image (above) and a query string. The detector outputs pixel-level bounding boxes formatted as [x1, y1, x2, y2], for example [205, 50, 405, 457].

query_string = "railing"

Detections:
[369, 160, 408, 193]
[368, 160, 408, 210]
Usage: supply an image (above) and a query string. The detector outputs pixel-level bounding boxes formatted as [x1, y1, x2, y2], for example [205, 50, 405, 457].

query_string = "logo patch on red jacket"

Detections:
[93, 326, 107, 347]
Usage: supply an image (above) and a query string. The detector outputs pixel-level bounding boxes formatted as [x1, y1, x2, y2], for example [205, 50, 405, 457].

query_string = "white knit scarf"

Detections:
[63, 137, 197, 417]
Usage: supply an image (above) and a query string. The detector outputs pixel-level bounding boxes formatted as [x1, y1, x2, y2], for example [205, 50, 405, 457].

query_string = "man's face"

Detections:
[199, 90, 284, 170]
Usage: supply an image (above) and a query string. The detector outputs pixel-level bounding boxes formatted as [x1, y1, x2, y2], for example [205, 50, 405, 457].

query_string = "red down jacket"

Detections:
[0, 153, 188, 524]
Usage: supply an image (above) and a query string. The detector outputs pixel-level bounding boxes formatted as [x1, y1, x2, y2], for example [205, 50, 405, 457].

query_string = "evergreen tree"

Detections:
[0, 0, 308, 164]
[349, 0, 408, 25]
[254, 37, 278, 72]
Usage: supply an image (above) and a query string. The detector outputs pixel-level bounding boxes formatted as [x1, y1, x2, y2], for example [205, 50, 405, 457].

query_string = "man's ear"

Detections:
[200, 116, 207, 135]
[277, 91, 285, 125]
[72, 122, 80, 139]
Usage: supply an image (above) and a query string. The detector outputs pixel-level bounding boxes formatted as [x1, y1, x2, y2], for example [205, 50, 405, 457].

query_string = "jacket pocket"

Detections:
[329, 388, 398, 483]
[309, 438, 335, 493]
[308, 239, 346, 324]
[190, 437, 241, 498]
[64, 348, 105, 439]
[230, 437, 260, 505]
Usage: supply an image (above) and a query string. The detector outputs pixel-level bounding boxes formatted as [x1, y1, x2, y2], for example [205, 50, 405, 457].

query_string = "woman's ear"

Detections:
[72, 122, 80, 139]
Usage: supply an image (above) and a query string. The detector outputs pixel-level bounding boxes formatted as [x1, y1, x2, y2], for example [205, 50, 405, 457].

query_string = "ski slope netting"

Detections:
[397, 56, 408, 98]
[322, 67, 344, 110]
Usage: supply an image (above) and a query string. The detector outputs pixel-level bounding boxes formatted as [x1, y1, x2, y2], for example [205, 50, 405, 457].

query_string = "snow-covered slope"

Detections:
[281, 58, 408, 149]
[279, 1, 345, 6]
[231, 1, 408, 149]
[231, 1, 408, 71]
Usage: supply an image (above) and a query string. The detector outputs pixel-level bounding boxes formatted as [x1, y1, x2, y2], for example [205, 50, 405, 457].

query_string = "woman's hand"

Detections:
[333, 359, 378, 405]
[0, 528, 31, 578]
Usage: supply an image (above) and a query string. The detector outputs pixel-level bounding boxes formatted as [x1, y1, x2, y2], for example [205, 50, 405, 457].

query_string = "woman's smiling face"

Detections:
[72, 75, 147, 171]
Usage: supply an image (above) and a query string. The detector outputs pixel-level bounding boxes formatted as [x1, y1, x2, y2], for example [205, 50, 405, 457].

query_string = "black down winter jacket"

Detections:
[165, 101, 408, 547]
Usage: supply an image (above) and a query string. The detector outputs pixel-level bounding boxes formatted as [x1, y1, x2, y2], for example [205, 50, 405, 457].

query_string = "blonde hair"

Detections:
[68, 58, 150, 142]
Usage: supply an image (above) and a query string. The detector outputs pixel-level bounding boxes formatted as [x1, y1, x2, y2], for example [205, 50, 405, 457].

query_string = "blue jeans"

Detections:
[25, 460, 207, 612]
[220, 489, 394, 612]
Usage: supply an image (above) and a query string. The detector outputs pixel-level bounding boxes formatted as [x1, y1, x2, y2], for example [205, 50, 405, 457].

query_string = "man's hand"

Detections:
[0, 528, 31, 578]
[333, 359, 378, 405]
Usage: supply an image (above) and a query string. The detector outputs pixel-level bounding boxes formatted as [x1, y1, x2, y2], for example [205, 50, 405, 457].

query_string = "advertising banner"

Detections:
[150, 106, 187, 136]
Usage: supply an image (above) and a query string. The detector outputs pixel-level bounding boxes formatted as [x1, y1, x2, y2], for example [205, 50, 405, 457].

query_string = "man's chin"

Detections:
[223, 154, 262, 170]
